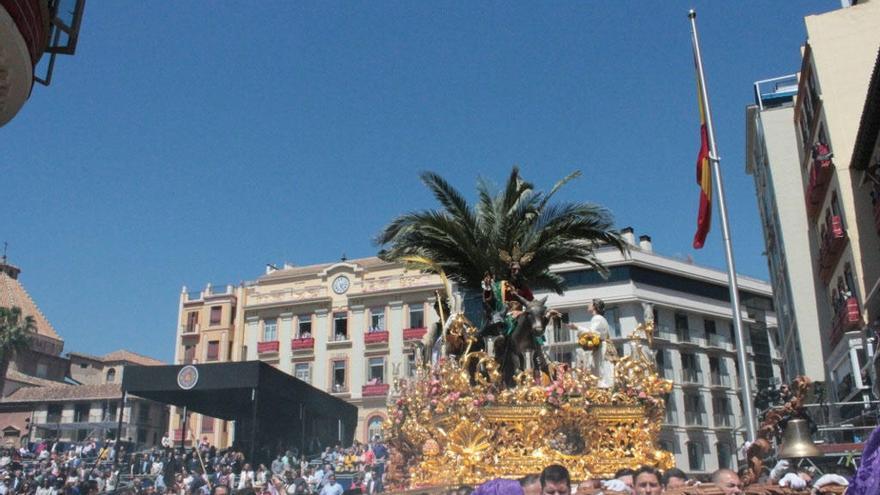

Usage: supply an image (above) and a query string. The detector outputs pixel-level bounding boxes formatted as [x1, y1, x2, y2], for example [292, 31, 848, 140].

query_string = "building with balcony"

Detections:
[746, 1, 880, 415]
[746, 75, 830, 383]
[171, 230, 780, 476]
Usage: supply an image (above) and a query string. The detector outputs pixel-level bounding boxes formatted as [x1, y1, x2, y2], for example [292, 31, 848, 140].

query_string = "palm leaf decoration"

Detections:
[376, 166, 626, 294]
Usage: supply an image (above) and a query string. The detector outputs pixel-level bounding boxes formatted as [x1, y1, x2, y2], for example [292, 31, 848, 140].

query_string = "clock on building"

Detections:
[332, 275, 351, 294]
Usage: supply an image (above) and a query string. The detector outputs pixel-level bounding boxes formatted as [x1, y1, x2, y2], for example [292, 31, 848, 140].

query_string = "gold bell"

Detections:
[778, 418, 821, 458]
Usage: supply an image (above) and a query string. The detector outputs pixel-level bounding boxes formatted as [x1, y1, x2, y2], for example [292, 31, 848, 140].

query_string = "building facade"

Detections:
[746, 1, 880, 413]
[746, 76, 830, 383]
[172, 231, 781, 477]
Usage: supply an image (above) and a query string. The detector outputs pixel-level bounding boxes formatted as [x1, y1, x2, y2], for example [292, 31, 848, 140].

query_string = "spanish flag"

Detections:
[693, 58, 712, 249]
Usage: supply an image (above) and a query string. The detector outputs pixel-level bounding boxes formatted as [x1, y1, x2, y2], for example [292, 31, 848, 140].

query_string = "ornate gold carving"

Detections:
[384, 321, 673, 488]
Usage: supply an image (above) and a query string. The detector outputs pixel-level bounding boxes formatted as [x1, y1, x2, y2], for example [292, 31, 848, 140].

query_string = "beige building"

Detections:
[794, 1, 880, 407]
[172, 233, 782, 476]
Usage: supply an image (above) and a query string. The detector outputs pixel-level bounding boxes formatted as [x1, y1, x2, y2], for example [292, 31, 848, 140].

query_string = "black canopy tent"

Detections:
[121, 361, 358, 463]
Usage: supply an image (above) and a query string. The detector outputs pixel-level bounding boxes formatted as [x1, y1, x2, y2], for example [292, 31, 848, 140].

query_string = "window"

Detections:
[367, 416, 383, 441]
[186, 311, 199, 332]
[201, 417, 214, 433]
[108, 402, 118, 422]
[334, 312, 348, 340]
[687, 441, 705, 471]
[665, 397, 676, 424]
[79, 363, 88, 369]
[298, 315, 312, 338]
[368, 357, 385, 384]
[263, 318, 277, 341]
[713, 396, 732, 426]
[36, 363, 49, 378]
[406, 352, 417, 377]
[685, 394, 704, 425]
[409, 305, 424, 328]
[106, 368, 116, 383]
[47, 405, 62, 423]
[717, 442, 733, 470]
[675, 313, 689, 341]
[681, 353, 701, 383]
[138, 404, 150, 423]
[704, 319, 716, 341]
[656, 349, 670, 378]
[207, 341, 219, 361]
[210, 306, 222, 325]
[604, 306, 621, 337]
[74, 404, 90, 423]
[294, 363, 311, 384]
[370, 308, 386, 332]
[184, 345, 196, 364]
[552, 312, 571, 343]
[332, 360, 346, 392]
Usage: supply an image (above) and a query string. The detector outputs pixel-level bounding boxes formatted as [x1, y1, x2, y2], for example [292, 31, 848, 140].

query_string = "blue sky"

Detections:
[3, 1, 836, 362]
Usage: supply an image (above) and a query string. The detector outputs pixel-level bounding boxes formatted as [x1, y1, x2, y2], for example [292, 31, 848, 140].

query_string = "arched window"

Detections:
[367, 416, 384, 442]
[106, 368, 116, 383]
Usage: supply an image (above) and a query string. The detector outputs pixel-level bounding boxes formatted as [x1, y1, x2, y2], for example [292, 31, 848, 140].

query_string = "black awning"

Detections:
[122, 361, 358, 460]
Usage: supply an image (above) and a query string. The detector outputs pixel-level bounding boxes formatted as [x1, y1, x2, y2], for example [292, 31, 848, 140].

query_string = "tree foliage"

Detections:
[376, 167, 626, 294]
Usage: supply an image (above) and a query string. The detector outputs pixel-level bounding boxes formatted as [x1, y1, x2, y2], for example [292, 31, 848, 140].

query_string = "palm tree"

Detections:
[376, 166, 626, 294]
[0, 306, 36, 396]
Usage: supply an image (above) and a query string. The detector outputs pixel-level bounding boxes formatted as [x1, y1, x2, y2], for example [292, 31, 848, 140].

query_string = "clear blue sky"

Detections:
[3, 2, 836, 362]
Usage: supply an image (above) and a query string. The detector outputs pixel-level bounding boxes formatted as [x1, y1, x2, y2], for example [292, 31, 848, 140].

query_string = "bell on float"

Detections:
[778, 418, 821, 458]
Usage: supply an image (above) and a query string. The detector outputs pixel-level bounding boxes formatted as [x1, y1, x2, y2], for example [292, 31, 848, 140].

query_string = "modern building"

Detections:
[746, 0, 880, 414]
[746, 76, 829, 383]
[172, 230, 781, 477]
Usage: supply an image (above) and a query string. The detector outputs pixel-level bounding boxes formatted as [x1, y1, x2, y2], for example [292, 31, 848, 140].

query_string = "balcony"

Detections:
[707, 333, 727, 349]
[830, 296, 862, 348]
[818, 216, 848, 284]
[680, 369, 703, 386]
[709, 373, 731, 388]
[805, 145, 834, 220]
[364, 331, 389, 345]
[291, 338, 314, 351]
[684, 411, 707, 427]
[362, 383, 390, 397]
[676, 328, 691, 343]
[257, 341, 279, 354]
[713, 414, 734, 428]
[403, 327, 428, 340]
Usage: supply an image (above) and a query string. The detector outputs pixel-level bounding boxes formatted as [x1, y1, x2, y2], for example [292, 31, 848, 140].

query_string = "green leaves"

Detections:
[376, 167, 626, 293]
[0, 306, 35, 360]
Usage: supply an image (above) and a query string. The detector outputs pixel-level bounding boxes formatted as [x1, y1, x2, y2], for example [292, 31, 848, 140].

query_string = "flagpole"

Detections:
[688, 9, 758, 443]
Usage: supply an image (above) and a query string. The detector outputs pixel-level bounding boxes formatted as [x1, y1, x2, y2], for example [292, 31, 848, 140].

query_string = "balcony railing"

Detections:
[818, 215, 847, 284]
[403, 327, 428, 340]
[676, 328, 691, 343]
[685, 411, 707, 426]
[713, 413, 734, 428]
[291, 338, 314, 351]
[707, 334, 726, 348]
[680, 369, 703, 386]
[362, 383, 390, 397]
[364, 331, 389, 344]
[257, 341, 279, 354]
[830, 296, 862, 348]
[181, 324, 200, 335]
[805, 144, 834, 220]
[710, 373, 731, 388]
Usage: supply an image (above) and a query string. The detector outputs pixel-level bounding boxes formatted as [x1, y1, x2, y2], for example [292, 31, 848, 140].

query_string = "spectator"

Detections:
[319, 473, 343, 495]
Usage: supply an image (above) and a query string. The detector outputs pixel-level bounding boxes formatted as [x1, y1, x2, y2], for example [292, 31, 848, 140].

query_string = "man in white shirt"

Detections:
[319, 474, 343, 495]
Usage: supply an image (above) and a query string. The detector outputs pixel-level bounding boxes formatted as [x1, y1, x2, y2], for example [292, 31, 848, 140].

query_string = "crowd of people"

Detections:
[0, 434, 864, 495]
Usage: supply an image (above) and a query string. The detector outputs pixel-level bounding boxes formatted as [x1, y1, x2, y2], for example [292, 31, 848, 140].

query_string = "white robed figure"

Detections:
[568, 299, 615, 388]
